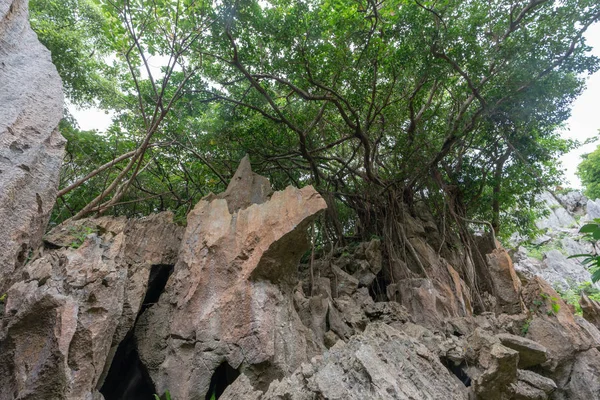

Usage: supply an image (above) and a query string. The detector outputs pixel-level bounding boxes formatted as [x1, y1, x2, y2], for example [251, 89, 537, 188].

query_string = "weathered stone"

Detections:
[260, 323, 470, 400]
[205, 154, 273, 214]
[387, 275, 469, 329]
[555, 348, 600, 400]
[330, 264, 359, 297]
[0, 0, 65, 292]
[135, 160, 327, 399]
[581, 292, 600, 329]
[473, 343, 519, 400]
[557, 191, 587, 215]
[486, 248, 523, 315]
[517, 369, 556, 395]
[0, 214, 182, 400]
[497, 333, 547, 368]
[585, 198, 600, 221]
[522, 277, 600, 370]
[535, 191, 577, 230]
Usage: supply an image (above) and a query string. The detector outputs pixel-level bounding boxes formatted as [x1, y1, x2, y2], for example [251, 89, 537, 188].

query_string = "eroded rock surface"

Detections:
[0, 213, 183, 400]
[221, 323, 470, 400]
[135, 159, 327, 399]
[0, 0, 65, 292]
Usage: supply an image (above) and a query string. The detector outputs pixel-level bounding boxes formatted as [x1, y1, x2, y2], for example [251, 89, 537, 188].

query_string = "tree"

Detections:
[29, 0, 123, 107]
[578, 141, 600, 200]
[38, 0, 600, 310]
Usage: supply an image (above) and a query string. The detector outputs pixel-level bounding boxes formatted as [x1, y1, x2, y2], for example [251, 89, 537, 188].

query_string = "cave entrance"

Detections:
[440, 357, 471, 387]
[205, 361, 240, 400]
[99, 264, 174, 400]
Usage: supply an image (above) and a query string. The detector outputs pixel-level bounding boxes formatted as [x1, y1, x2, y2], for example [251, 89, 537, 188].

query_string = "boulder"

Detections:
[135, 159, 328, 399]
[585, 199, 600, 221]
[513, 369, 556, 400]
[486, 248, 523, 314]
[0, 0, 65, 292]
[497, 333, 547, 368]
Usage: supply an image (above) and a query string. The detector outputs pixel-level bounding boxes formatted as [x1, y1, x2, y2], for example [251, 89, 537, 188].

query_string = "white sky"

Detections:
[71, 25, 600, 188]
[559, 23, 600, 188]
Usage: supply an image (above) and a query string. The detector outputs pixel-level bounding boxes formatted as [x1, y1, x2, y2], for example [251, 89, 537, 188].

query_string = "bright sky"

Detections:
[559, 23, 600, 188]
[71, 25, 600, 188]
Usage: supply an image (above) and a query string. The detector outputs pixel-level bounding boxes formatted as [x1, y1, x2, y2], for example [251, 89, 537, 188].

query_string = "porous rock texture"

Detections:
[0, 213, 183, 400]
[135, 157, 328, 399]
[221, 323, 471, 400]
[0, 0, 65, 292]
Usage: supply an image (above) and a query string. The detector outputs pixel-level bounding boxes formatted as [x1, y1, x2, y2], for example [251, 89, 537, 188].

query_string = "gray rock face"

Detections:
[135, 160, 328, 399]
[585, 199, 600, 221]
[535, 192, 577, 231]
[514, 248, 593, 291]
[221, 323, 470, 400]
[0, 0, 65, 292]
[554, 348, 600, 400]
[557, 191, 587, 215]
[0, 213, 183, 400]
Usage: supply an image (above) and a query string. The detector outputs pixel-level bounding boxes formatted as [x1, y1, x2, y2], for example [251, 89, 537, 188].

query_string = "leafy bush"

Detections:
[556, 281, 600, 315]
[568, 220, 600, 282]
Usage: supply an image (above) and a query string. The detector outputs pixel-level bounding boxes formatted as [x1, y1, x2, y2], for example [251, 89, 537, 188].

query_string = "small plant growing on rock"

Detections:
[68, 225, 96, 249]
[568, 219, 600, 282]
[153, 390, 172, 400]
[521, 318, 531, 336]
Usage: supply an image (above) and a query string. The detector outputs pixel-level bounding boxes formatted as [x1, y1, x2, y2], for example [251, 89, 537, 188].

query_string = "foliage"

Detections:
[556, 281, 600, 315]
[530, 292, 560, 316]
[577, 140, 600, 200]
[33, 0, 600, 307]
[153, 390, 172, 400]
[0, 293, 6, 304]
[29, 0, 123, 107]
[68, 225, 97, 249]
[568, 220, 600, 282]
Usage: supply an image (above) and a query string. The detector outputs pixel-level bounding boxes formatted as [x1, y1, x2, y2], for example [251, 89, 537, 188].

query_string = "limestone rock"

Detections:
[555, 348, 600, 400]
[256, 323, 470, 400]
[585, 198, 600, 221]
[581, 292, 600, 329]
[0, 214, 183, 400]
[535, 192, 576, 230]
[135, 160, 327, 399]
[486, 248, 523, 314]
[517, 369, 556, 394]
[557, 191, 587, 215]
[0, 0, 65, 292]
[387, 273, 470, 329]
[513, 369, 556, 400]
[521, 277, 600, 370]
[205, 154, 273, 214]
[497, 333, 547, 368]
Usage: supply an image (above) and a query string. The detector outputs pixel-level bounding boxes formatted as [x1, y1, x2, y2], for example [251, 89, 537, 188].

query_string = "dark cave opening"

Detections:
[440, 357, 472, 387]
[205, 361, 240, 400]
[99, 264, 174, 400]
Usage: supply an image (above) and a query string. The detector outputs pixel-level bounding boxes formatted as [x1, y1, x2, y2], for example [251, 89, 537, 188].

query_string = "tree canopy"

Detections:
[578, 139, 600, 200]
[32, 0, 600, 242]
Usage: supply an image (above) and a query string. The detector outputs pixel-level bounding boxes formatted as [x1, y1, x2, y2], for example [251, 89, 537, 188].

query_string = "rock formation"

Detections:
[0, 213, 183, 400]
[1, 158, 600, 399]
[513, 190, 600, 290]
[0, 0, 65, 292]
[135, 157, 327, 399]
